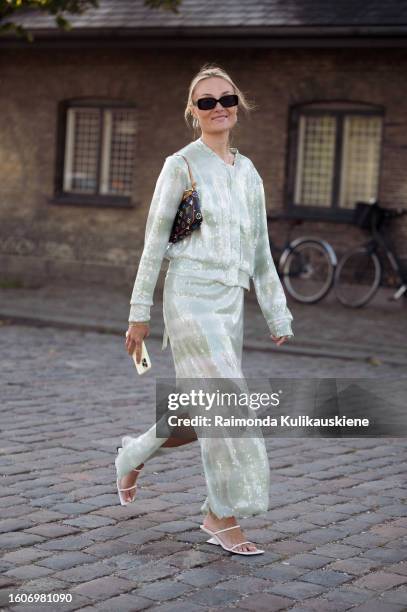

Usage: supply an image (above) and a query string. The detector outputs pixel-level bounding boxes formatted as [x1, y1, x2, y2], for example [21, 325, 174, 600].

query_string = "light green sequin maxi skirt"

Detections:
[116, 271, 270, 519]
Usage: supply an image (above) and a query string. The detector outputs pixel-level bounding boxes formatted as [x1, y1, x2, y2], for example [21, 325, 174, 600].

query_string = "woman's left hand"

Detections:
[270, 335, 290, 346]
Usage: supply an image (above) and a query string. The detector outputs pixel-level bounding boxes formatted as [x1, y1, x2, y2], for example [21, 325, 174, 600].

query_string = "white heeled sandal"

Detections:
[116, 444, 143, 506]
[200, 524, 264, 556]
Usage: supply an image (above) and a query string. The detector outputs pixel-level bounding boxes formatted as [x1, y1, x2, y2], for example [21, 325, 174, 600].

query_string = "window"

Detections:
[287, 102, 384, 221]
[55, 100, 137, 207]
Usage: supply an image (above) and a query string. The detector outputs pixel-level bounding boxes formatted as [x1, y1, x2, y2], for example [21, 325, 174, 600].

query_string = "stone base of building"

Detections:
[0, 254, 150, 290]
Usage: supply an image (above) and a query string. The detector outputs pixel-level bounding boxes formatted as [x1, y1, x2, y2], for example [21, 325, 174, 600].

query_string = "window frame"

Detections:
[285, 101, 385, 223]
[53, 98, 137, 209]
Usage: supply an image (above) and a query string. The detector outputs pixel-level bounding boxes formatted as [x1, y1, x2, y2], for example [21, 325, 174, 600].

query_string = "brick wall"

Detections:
[0, 46, 406, 291]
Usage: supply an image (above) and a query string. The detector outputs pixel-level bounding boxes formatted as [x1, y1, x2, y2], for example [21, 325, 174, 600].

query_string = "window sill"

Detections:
[273, 206, 355, 224]
[50, 194, 136, 209]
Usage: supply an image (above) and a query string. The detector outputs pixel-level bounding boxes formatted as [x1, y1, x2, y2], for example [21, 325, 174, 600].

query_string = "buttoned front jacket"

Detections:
[129, 137, 294, 339]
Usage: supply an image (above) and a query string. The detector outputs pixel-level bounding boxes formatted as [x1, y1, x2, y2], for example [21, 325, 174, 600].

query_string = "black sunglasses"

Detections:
[193, 94, 239, 111]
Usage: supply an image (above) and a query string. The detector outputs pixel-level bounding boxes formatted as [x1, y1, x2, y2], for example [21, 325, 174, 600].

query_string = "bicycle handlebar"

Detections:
[382, 207, 407, 219]
[356, 201, 407, 219]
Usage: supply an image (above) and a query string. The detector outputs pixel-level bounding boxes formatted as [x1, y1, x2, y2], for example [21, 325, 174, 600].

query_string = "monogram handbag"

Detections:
[168, 154, 202, 244]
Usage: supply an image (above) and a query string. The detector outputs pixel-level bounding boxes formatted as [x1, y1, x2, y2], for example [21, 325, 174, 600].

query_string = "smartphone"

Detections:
[132, 340, 152, 375]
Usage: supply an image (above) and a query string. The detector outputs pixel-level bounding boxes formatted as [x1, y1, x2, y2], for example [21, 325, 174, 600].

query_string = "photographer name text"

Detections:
[167, 414, 370, 428]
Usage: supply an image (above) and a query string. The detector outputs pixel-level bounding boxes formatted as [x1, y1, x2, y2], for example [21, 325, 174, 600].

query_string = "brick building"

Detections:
[0, 0, 406, 289]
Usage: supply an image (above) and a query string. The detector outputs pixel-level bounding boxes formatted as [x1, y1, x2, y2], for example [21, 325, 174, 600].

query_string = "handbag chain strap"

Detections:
[174, 154, 196, 191]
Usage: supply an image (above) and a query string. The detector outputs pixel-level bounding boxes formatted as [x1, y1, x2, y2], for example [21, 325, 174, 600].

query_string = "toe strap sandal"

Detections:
[200, 524, 264, 556]
[116, 445, 142, 506]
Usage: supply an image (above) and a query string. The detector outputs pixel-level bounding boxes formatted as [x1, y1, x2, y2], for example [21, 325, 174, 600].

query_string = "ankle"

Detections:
[121, 463, 144, 480]
[206, 511, 237, 527]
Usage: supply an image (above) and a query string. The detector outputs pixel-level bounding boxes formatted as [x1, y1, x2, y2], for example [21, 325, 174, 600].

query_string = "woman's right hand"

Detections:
[125, 323, 150, 363]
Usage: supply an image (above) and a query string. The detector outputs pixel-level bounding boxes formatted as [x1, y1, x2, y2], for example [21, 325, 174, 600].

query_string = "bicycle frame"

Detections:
[369, 224, 407, 298]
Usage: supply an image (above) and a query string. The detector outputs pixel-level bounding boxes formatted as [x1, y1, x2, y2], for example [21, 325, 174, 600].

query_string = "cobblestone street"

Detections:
[1, 293, 406, 611]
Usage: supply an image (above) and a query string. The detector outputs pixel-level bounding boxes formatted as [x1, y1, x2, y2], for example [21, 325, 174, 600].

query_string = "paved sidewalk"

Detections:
[0, 280, 406, 366]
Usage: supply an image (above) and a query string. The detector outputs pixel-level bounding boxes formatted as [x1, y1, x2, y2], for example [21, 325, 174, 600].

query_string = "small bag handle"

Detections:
[174, 154, 196, 191]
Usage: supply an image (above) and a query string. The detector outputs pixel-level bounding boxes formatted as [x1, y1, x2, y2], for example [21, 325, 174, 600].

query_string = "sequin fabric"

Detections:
[129, 136, 294, 340]
[116, 271, 270, 518]
[163, 272, 270, 518]
[117, 136, 294, 518]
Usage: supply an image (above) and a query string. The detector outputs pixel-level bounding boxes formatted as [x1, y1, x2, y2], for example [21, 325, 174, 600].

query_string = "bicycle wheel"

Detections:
[280, 239, 336, 303]
[334, 247, 381, 307]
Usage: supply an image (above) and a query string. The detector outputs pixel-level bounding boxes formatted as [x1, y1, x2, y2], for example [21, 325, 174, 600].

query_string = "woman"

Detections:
[116, 64, 294, 555]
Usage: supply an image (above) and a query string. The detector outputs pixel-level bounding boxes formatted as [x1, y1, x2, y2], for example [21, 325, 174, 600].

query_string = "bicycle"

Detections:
[267, 214, 337, 304]
[334, 201, 407, 308]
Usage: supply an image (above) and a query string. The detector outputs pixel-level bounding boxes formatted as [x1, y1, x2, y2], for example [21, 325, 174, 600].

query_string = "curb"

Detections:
[2, 311, 406, 367]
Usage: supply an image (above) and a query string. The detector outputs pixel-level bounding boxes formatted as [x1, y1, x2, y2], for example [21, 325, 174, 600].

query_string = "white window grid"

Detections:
[294, 112, 382, 210]
[339, 116, 382, 209]
[63, 107, 137, 198]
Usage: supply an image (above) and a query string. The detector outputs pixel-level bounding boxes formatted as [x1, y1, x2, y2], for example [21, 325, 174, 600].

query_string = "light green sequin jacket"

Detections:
[129, 136, 294, 339]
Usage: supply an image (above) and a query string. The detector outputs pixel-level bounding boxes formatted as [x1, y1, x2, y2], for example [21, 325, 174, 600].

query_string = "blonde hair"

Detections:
[184, 63, 256, 140]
